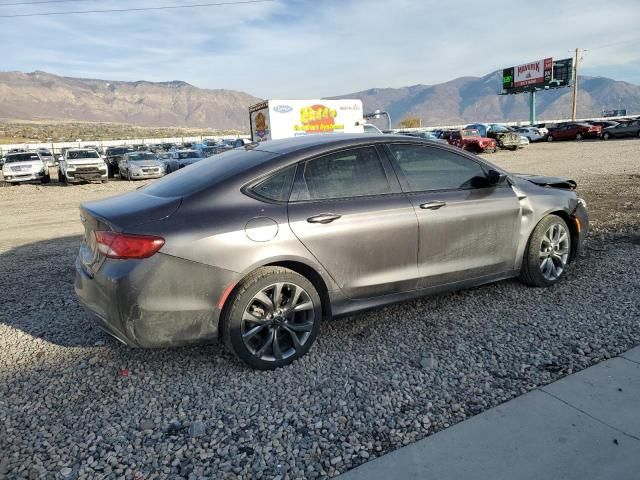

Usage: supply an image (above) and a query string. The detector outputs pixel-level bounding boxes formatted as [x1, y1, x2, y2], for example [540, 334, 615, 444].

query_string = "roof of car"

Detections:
[251, 133, 436, 155]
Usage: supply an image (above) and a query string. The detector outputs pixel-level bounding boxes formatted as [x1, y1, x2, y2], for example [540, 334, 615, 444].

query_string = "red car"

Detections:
[448, 129, 497, 153]
[546, 123, 602, 141]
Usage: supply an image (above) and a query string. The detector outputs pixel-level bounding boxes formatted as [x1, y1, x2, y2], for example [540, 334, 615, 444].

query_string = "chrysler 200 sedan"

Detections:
[75, 135, 589, 369]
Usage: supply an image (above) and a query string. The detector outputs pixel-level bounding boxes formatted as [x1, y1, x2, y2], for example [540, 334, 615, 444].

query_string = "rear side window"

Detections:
[251, 165, 296, 201]
[296, 147, 390, 201]
[387, 144, 487, 192]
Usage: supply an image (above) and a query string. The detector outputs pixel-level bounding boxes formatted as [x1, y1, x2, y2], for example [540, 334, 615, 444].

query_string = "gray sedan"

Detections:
[75, 135, 589, 369]
[118, 152, 165, 180]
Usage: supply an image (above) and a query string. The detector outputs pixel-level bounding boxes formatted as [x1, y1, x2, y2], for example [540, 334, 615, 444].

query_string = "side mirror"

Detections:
[487, 169, 506, 185]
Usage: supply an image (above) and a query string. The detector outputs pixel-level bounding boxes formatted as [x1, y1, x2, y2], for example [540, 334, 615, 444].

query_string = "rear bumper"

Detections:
[75, 253, 240, 347]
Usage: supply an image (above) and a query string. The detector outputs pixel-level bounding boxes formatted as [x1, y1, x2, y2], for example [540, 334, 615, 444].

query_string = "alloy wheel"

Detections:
[241, 282, 315, 362]
[539, 223, 570, 281]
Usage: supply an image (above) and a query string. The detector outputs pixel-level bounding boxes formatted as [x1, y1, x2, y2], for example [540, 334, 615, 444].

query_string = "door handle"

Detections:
[419, 201, 447, 210]
[307, 213, 342, 224]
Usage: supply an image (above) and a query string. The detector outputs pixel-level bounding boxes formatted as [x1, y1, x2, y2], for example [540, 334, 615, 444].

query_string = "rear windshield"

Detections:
[107, 148, 130, 155]
[142, 148, 277, 198]
[128, 153, 157, 161]
[176, 151, 201, 159]
[67, 150, 99, 159]
[5, 153, 40, 163]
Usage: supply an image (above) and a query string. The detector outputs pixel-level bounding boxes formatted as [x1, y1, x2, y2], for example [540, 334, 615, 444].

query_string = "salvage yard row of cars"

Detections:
[424, 117, 640, 153]
[0, 138, 250, 185]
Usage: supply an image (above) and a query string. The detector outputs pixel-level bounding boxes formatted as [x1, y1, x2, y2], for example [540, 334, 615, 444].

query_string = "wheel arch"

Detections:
[217, 258, 333, 338]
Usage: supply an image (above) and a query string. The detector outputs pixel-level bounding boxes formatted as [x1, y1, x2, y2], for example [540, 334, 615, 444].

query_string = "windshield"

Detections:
[67, 150, 100, 159]
[5, 153, 40, 163]
[490, 125, 508, 133]
[128, 153, 158, 162]
[38, 150, 52, 156]
[107, 148, 130, 155]
[461, 129, 480, 138]
[177, 151, 201, 160]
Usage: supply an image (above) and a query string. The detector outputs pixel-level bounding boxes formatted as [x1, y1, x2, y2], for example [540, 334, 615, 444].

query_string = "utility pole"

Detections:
[571, 47, 580, 121]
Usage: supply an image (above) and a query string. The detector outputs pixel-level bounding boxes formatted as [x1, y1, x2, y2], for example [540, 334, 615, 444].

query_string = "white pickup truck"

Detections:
[58, 148, 108, 184]
[1, 151, 51, 184]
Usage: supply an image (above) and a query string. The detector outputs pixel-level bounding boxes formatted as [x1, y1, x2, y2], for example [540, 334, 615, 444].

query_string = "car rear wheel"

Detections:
[576, 133, 583, 140]
[520, 215, 571, 287]
[603, 132, 610, 140]
[547, 135, 554, 142]
[222, 267, 322, 370]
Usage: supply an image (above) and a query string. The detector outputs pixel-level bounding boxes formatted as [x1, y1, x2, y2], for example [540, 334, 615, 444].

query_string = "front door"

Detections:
[385, 143, 521, 288]
[287, 145, 420, 299]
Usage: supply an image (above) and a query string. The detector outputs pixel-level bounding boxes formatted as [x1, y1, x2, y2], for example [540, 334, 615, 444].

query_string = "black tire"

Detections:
[547, 135, 554, 142]
[520, 215, 571, 288]
[101, 179, 108, 184]
[603, 132, 610, 140]
[576, 133, 583, 140]
[58, 169, 66, 183]
[41, 174, 51, 184]
[107, 164, 115, 179]
[221, 266, 322, 370]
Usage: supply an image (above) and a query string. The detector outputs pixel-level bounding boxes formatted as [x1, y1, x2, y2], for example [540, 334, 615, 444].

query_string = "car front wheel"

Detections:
[222, 267, 322, 370]
[520, 215, 571, 287]
[603, 132, 610, 140]
[547, 135, 554, 142]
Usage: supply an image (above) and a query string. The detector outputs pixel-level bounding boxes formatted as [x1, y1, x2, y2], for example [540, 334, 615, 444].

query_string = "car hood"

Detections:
[513, 174, 576, 190]
[67, 158, 104, 164]
[130, 161, 163, 168]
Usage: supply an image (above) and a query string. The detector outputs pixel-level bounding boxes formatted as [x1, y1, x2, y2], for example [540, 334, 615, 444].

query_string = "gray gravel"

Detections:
[1, 140, 640, 479]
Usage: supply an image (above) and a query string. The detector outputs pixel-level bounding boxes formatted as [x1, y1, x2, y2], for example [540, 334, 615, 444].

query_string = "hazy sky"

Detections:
[1, 0, 639, 97]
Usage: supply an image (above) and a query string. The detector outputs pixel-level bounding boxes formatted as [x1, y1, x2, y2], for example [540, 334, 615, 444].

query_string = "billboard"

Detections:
[249, 100, 364, 142]
[502, 57, 574, 94]
[513, 58, 553, 87]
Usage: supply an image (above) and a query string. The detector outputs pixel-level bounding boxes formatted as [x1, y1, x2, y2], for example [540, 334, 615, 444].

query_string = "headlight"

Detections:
[67, 162, 76, 169]
[578, 198, 587, 208]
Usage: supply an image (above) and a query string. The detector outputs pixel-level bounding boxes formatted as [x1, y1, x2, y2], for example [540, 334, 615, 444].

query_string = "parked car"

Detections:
[103, 146, 132, 177]
[602, 120, 640, 140]
[516, 127, 546, 142]
[1, 151, 51, 184]
[396, 131, 448, 144]
[36, 148, 56, 167]
[447, 129, 497, 153]
[466, 124, 520, 150]
[546, 123, 602, 141]
[164, 150, 203, 173]
[588, 121, 619, 130]
[75, 134, 589, 369]
[118, 152, 165, 180]
[58, 148, 108, 184]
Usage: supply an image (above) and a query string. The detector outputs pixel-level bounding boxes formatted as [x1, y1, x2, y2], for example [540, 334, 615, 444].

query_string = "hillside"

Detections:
[332, 71, 640, 126]
[0, 71, 261, 130]
[0, 70, 638, 129]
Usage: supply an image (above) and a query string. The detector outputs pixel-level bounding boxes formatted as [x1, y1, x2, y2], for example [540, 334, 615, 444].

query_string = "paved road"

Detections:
[339, 346, 640, 480]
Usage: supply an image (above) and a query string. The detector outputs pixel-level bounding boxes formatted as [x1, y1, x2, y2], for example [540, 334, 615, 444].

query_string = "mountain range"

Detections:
[1, 70, 638, 130]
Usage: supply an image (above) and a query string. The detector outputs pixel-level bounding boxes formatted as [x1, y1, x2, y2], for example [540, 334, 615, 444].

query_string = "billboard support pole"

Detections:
[571, 48, 580, 121]
[529, 90, 536, 125]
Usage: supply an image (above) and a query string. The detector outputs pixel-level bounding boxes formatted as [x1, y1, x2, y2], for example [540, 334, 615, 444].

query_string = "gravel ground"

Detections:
[1, 139, 639, 479]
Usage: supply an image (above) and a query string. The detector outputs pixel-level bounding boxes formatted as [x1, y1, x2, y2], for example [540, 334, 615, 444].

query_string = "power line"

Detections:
[588, 37, 640, 51]
[0, 0, 274, 17]
[0, 0, 99, 7]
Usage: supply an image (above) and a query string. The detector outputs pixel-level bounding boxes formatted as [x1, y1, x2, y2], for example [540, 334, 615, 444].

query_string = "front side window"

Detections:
[387, 144, 488, 192]
[296, 147, 390, 201]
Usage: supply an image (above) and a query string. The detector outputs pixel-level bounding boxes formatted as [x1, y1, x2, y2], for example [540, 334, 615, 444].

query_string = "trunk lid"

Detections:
[78, 191, 181, 274]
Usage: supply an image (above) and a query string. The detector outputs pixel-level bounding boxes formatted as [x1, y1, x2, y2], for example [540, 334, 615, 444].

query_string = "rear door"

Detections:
[287, 145, 420, 299]
[385, 143, 521, 288]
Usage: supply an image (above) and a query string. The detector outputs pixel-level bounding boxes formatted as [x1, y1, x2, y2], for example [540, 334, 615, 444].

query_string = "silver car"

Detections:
[118, 152, 165, 180]
[76, 135, 589, 369]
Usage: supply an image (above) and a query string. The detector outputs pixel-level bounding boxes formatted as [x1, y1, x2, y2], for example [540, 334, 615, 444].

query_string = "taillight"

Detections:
[94, 231, 165, 259]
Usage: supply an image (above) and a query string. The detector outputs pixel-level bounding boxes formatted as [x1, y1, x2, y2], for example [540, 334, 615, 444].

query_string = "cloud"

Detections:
[0, 0, 638, 96]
